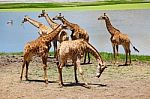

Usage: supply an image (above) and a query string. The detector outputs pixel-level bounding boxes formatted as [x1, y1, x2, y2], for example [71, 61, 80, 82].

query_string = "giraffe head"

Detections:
[22, 15, 29, 23]
[38, 10, 47, 18]
[52, 13, 64, 21]
[58, 31, 69, 42]
[96, 62, 107, 78]
[98, 13, 108, 20]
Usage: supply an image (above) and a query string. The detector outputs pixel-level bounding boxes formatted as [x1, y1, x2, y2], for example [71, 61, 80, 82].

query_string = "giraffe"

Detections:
[20, 24, 67, 84]
[53, 13, 90, 64]
[56, 39, 106, 87]
[38, 10, 69, 57]
[98, 13, 139, 65]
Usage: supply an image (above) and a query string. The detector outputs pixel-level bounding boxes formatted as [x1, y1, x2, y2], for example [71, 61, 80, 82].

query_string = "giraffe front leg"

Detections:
[73, 61, 78, 83]
[76, 57, 89, 87]
[42, 56, 48, 84]
[57, 63, 64, 87]
[112, 45, 116, 65]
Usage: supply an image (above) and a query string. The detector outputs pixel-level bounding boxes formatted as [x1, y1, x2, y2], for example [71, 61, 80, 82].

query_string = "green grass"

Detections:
[100, 52, 150, 62]
[0, 52, 149, 62]
[0, 1, 150, 11]
[0, 52, 23, 56]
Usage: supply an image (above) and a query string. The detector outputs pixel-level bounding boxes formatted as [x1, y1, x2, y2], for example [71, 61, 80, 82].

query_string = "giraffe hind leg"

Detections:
[74, 61, 78, 83]
[25, 61, 30, 81]
[87, 52, 90, 64]
[112, 45, 117, 65]
[20, 60, 26, 81]
[83, 52, 87, 64]
[116, 45, 119, 64]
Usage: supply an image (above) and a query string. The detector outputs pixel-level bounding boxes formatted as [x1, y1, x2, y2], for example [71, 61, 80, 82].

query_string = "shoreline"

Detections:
[0, 2, 150, 11]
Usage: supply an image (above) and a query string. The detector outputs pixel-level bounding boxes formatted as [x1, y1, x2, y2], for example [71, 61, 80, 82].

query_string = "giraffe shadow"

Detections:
[27, 79, 57, 83]
[63, 82, 107, 88]
[88, 83, 107, 87]
[118, 64, 130, 66]
[81, 62, 92, 65]
[65, 62, 92, 67]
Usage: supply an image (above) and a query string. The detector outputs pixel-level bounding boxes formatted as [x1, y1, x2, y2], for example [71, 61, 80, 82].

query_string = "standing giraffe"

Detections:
[38, 10, 69, 57]
[98, 13, 139, 65]
[56, 39, 106, 86]
[20, 24, 67, 84]
[53, 13, 90, 64]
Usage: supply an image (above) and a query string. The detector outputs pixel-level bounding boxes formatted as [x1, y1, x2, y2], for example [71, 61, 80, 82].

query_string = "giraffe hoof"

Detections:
[45, 80, 49, 84]
[58, 83, 64, 88]
[83, 84, 91, 89]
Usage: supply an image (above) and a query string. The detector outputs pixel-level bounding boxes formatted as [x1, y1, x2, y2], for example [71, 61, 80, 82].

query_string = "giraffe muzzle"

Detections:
[96, 66, 107, 78]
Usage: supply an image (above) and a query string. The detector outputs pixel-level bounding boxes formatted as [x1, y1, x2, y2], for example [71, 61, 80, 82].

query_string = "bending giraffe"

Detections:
[56, 39, 107, 87]
[53, 13, 90, 64]
[98, 13, 139, 65]
[20, 24, 67, 84]
[38, 10, 69, 56]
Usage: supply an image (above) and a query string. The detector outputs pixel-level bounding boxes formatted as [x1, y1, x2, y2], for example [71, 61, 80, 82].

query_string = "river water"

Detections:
[0, 9, 150, 55]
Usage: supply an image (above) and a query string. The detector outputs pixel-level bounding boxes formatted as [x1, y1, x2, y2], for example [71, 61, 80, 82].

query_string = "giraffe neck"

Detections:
[43, 25, 62, 43]
[60, 17, 75, 30]
[105, 17, 117, 35]
[44, 14, 58, 29]
[86, 42, 103, 64]
[27, 17, 41, 28]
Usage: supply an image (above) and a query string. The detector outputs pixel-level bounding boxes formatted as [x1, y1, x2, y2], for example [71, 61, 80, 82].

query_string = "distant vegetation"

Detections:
[0, 52, 149, 62]
[0, 1, 150, 9]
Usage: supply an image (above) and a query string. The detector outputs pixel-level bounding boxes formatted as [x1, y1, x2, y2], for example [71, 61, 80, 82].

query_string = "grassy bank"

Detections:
[0, 52, 149, 62]
[0, 2, 150, 11]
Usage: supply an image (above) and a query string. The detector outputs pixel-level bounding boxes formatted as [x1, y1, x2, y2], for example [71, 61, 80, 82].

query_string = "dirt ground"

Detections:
[0, 55, 150, 99]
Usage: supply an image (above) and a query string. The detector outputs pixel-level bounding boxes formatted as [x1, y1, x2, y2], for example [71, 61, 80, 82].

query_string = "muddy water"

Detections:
[0, 10, 150, 55]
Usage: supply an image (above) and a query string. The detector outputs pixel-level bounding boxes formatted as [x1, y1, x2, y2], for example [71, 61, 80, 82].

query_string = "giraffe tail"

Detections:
[130, 42, 139, 53]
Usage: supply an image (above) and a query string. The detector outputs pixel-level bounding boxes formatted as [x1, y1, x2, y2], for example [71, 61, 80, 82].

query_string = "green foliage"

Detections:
[0, 52, 149, 62]
[0, 1, 150, 9]
[0, 52, 23, 55]
[99, 52, 150, 62]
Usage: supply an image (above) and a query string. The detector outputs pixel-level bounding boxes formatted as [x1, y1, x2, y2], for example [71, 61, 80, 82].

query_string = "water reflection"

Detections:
[0, 10, 150, 55]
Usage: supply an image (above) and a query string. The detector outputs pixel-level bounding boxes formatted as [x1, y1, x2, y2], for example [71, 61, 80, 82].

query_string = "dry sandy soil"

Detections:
[0, 55, 150, 99]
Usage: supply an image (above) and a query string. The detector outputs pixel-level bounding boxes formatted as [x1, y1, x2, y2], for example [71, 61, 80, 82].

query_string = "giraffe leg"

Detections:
[42, 55, 48, 84]
[125, 49, 128, 66]
[116, 45, 119, 64]
[57, 62, 64, 86]
[87, 52, 90, 64]
[129, 49, 131, 65]
[73, 61, 78, 83]
[76, 57, 88, 86]
[53, 39, 57, 58]
[128, 43, 131, 65]
[20, 60, 26, 81]
[83, 52, 87, 64]
[112, 45, 116, 65]
[25, 61, 30, 81]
